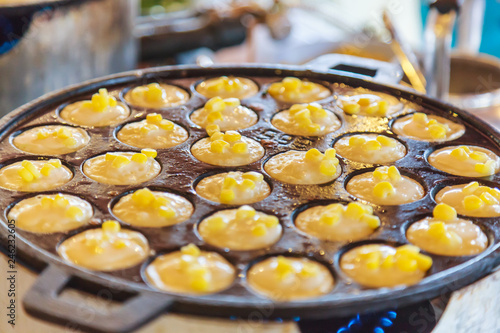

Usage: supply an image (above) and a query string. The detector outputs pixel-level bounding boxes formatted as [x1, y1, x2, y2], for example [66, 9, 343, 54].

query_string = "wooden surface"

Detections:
[1, 253, 499, 333]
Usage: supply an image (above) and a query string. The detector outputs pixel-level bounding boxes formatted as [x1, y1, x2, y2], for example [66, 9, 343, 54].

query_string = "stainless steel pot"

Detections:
[0, 0, 138, 116]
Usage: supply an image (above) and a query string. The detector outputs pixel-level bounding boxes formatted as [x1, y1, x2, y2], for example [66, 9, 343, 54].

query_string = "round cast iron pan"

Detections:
[0, 58, 499, 333]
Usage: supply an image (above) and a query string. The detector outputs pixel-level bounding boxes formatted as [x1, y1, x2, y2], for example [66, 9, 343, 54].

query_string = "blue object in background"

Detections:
[421, 0, 500, 57]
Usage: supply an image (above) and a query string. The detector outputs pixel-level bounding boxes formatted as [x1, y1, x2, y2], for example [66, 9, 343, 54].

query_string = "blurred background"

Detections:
[2, 0, 500, 120]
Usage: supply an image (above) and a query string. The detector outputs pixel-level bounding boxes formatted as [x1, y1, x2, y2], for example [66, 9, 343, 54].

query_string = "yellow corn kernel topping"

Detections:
[102, 220, 121, 233]
[470, 151, 488, 162]
[220, 189, 235, 203]
[222, 176, 237, 189]
[433, 203, 457, 221]
[373, 181, 395, 199]
[144, 83, 166, 102]
[305, 148, 323, 161]
[141, 148, 157, 158]
[429, 124, 447, 139]
[394, 245, 432, 272]
[83, 88, 117, 112]
[65, 206, 84, 219]
[376, 135, 397, 147]
[224, 131, 241, 143]
[113, 240, 127, 249]
[158, 206, 176, 218]
[343, 103, 361, 114]
[463, 181, 479, 195]
[40, 163, 55, 176]
[21, 160, 41, 179]
[240, 179, 255, 190]
[131, 153, 148, 164]
[463, 195, 484, 210]
[132, 188, 156, 206]
[475, 160, 496, 175]
[372, 166, 401, 182]
[361, 214, 381, 229]
[288, 103, 329, 132]
[275, 256, 294, 279]
[251, 223, 268, 236]
[349, 136, 366, 146]
[480, 191, 499, 205]
[210, 139, 230, 153]
[412, 112, 428, 123]
[206, 124, 220, 136]
[298, 262, 320, 277]
[231, 142, 248, 154]
[146, 113, 162, 124]
[262, 215, 280, 228]
[319, 159, 338, 176]
[111, 155, 130, 168]
[345, 202, 366, 219]
[205, 97, 226, 113]
[428, 221, 446, 238]
[205, 216, 227, 233]
[242, 171, 264, 182]
[450, 147, 469, 161]
[357, 97, 372, 106]
[236, 205, 256, 219]
[181, 243, 201, 257]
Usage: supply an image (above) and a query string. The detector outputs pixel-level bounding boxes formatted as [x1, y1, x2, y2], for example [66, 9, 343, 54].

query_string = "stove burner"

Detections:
[297, 301, 436, 333]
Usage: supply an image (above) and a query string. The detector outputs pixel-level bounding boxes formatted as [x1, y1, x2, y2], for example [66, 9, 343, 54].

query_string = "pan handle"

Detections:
[23, 264, 174, 333]
[305, 54, 403, 85]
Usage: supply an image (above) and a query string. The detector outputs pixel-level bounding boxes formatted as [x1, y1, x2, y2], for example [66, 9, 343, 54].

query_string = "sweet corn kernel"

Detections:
[242, 171, 264, 182]
[36, 129, 50, 139]
[460, 145, 472, 153]
[442, 230, 463, 246]
[463, 181, 479, 195]
[349, 136, 366, 146]
[181, 243, 201, 256]
[141, 148, 157, 158]
[381, 254, 394, 268]
[470, 151, 488, 162]
[205, 216, 226, 232]
[206, 124, 220, 137]
[113, 240, 127, 249]
[251, 223, 268, 236]
[105, 153, 116, 161]
[132, 188, 155, 206]
[305, 148, 323, 161]
[102, 220, 121, 233]
[361, 214, 381, 229]
[373, 167, 388, 180]
[450, 148, 469, 161]
[57, 127, 71, 139]
[376, 135, 396, 147]
[276, 256, 294, 279]
[464, 195, 484, 210]
[343, 103, 361, 114]
[412, 112, 428, 123]
[48, 159, 62, 168]
[40, 163, 55, 176]
[22, 160, 41, 179]
[224, 131, 241, 143]
[207, 111, 223, 123]
[232, 142, 248, 154]
[480, 191, 499, 205]
[433, 203, 457, 221]
[396, 257, 418, 272]
[373, 181, 395, 198]
[262, 215, 279, 228]
[415, 254, 433, 271]
[54, 194, 69, 207]
[18, 168, 34, 182]
[299, 262, 320, 277]
[364, 140, 382, 151]
[320, 159, 339, 176]
[210, 140, 229, 153]
[131, 153, 148, 164]
[224, 97, 240, 107]
[144, 83, 165, 102]
[146, 113, 163, 124]
[63, 137, 78, 147]
[159, 119, 175, 131]
[282, 77, 301, 90]
[205, 97, 226, 112]
[319, 213, 340, 226]
[41, 196, 53, 207]
[324, 148, 337, 159]
[222, 176, 237, 189]
[345, 202, 365, 219]
[141, 124, 159, 134]
[190, 276, 210, 292]
[236, 205, 256, 219]
[357, 97, 371, 106]
[365, 105, 379, 115]
[428, 221, 446, 238]
[240, 179, 256, 190]
[306, 123, 321, 133]
[65, 206, 84, 219]
[428, 119, 438, 126]
[387, 166, 402, 182]
[111, 155, 130, 168]
[429, 124, 447, 139]
[365, 252, 381, 270]
[210, 132, 224, 142]
[158, 206, 176, 218]
[474, 160, 496, 175]
[152, 197, 169, 209]
[220, 189, 235, 203]
[377, 100, 389, 115]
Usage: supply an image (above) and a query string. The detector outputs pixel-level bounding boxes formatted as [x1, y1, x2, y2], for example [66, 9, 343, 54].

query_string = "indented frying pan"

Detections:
[0, 55, 499, 333]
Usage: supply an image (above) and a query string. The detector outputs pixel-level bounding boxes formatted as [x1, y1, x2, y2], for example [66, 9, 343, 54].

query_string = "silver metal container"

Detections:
[0, 0, 138, 116]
